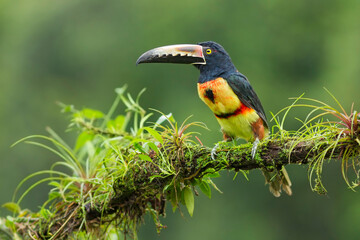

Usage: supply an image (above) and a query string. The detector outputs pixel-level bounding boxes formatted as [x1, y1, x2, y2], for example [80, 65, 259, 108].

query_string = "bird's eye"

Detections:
[206, 49, 212, 55]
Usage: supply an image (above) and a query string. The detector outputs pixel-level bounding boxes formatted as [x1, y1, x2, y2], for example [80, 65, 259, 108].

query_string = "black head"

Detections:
[195, 41, 236, 82]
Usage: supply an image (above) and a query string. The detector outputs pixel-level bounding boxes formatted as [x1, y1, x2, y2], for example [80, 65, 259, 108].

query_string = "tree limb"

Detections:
[4, 88, 360, 239]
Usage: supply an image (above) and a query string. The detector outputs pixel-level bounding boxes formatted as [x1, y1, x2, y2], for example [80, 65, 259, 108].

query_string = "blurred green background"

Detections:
[1, 0, 360, 239]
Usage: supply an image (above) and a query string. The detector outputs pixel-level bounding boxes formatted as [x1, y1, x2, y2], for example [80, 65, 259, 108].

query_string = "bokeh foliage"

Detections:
[1, 0, 360, 239]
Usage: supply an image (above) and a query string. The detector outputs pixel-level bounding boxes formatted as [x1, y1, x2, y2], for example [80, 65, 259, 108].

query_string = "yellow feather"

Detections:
[216, 111, 260, 141]
[198, 78, 240, 115]
[197, 77, 262, 141]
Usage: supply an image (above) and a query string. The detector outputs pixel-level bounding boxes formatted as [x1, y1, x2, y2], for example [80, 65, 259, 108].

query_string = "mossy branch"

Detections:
[1, 87, 360, 239]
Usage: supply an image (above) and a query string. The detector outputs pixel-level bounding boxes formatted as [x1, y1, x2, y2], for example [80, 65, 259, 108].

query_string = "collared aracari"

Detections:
[136, 41, 291, 197]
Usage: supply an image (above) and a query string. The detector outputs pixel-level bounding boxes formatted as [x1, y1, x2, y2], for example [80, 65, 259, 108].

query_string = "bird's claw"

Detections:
[251, 138, 260, 159]
[211, 143, 220, 160]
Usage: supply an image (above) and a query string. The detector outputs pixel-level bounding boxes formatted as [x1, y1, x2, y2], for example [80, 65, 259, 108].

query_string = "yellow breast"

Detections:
[197, 77, 264, 141]
[197, 78, 241, 115]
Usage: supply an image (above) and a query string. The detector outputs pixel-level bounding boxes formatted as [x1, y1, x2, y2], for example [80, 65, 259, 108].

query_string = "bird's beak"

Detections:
[136, 44, 206, 65]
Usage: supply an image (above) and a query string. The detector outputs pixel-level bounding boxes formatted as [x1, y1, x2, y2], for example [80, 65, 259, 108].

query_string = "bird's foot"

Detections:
[211, 139, 236, 160]
[211, 143, 220, 160]
[251, 138, 260, 159]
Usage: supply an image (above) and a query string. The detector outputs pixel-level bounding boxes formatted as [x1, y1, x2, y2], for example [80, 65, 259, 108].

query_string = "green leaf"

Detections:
[155, 113, 175, 126]
[2, 202, 20, 214]
[115, 115, 125, 128]
[163, 182, 173, 193]
[61, 104, 75, 113]
[133, 142, 146, 154]
[149, 175, 164, 182]
[48, 181, 61, 188]
[172, 205, 177, 213]
[139, 154, 153, 162]
[205, 171, 221, 178]
[143, 127, 163, 145]
[75, 131, 94, 151]
[107, 115, 125, 131]
[240, 170, 249, 181]
[115, 85, 128, 96]
[208, 179, 223, 194]
[40, 208, 52, 219]
[5, 216, 16, 232]
[199, 181, 211, 199]
[183, 187, 194, 217]
[146, 142, 159, 154]
[164, 181, 180, 213]
[202, 168, 216, 175]
[48, 191, 62, 201]
[80, 108, 104, 119]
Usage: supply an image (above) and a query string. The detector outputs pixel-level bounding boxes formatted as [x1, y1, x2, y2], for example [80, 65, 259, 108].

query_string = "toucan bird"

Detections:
[136, 41, 291, 197]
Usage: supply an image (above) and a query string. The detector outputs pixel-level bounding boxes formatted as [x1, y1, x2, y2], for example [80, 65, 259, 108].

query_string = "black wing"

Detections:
[226, 72, 268, 128]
